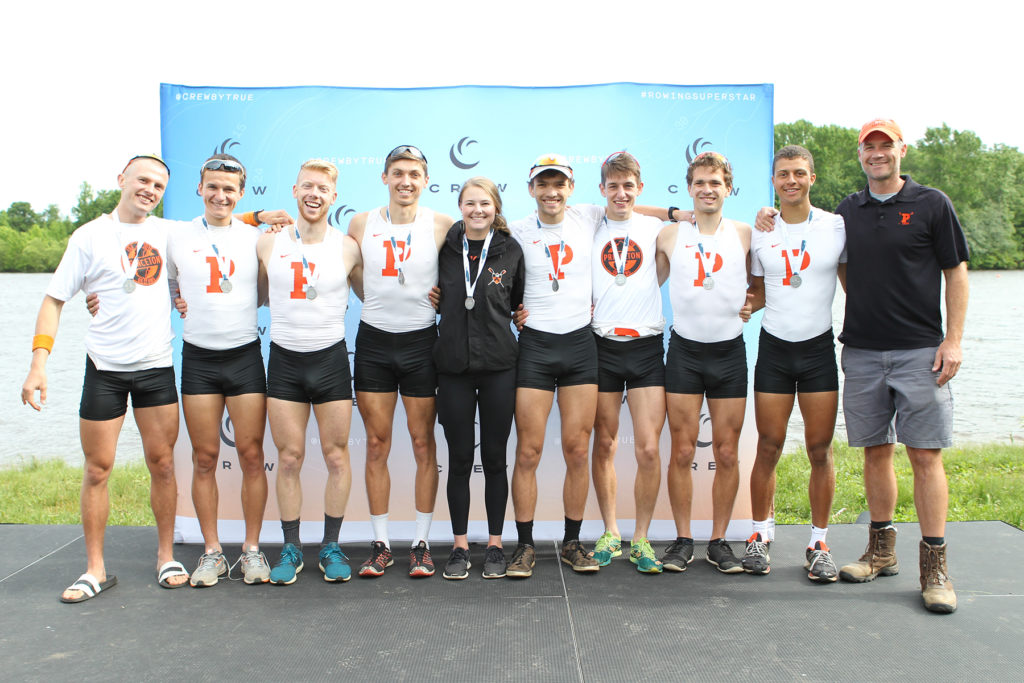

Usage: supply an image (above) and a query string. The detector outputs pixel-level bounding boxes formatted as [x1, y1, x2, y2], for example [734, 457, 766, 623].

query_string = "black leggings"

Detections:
[437, 369, 516, 536]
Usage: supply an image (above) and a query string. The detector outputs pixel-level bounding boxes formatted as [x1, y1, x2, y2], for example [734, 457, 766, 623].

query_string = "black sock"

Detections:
[870, 520, 893, 530]
[922, 535, 945, 546]
[563, 517, 582, 544]
[281, 518, 301, 548]
[516, 520, 534, 547]
[323, 514, 344, 545]
[676, 536, 694, 545]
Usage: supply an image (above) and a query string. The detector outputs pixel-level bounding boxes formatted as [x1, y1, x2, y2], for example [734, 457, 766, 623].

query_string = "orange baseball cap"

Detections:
[858, 119, 903, 144]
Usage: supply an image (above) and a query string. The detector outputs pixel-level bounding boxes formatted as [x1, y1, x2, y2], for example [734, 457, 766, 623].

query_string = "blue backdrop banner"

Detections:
[160, 82, 773, 544]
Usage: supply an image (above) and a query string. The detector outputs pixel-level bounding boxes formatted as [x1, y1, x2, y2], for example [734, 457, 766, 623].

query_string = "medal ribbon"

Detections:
[775, 210, 812, 284]
[202, 218, 231, 288]
[462, 227, 494, 303]
[386, 208, 413, 283]
[604, 216, 629, 278]
[293, 226, 318, 295]
[536, 217, 565, 285]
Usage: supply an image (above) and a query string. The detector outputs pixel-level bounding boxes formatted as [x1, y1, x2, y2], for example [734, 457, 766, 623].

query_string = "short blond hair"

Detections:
[299, 158, 339, 185]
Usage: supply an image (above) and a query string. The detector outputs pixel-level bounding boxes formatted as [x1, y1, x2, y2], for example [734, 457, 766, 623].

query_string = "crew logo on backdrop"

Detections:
[327, 204, 357, 228]
[449, 137, 479, 169]
[212, 138, 241, 155]
[160, 82, 773, 543]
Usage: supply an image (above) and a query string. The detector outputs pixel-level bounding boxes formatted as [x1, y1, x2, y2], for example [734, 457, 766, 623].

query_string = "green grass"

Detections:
[0, 459, 155, 525]
[775, 441, 1024, 530]
[2, 442, 1022, 529]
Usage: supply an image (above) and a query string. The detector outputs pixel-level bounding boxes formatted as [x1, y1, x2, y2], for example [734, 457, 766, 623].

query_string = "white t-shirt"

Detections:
[267, 228, 350, 352]
[360, 207, 438, 333]
[591, 213, 665, 339]
[669, 218, 747, 343]
[750, 208, 846, 342]
[510, 204, 604, 334]
[46, 214, 174, 371]
[166, 217, 261, 350]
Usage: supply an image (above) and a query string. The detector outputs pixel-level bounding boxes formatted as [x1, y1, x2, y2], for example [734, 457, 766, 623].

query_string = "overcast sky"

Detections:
[2, 0, 1018, 214]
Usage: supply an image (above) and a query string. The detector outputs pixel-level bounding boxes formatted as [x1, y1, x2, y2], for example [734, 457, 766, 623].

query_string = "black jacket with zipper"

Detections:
[433, 221, 525, 374]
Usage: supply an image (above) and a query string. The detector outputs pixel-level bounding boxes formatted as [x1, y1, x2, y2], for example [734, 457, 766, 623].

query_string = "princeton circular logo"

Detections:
[126, 242, 163, 286]
[599, 238, 642, 277]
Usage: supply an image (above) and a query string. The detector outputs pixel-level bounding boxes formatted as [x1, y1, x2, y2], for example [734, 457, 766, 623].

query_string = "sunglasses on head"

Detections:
[386, 145, 428, 164]
[202, 158, 244, 173]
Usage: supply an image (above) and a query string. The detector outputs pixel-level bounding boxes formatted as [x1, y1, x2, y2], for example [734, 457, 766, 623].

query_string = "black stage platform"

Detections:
[2, 521, 1022, 682]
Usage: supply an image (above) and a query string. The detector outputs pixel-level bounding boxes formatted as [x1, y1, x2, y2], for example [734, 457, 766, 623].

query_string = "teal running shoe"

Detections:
[269, 543, 304, 585]
[630, 538, 663, 574]
[319, 542, 351, 582]
[592, 531, 622, 567]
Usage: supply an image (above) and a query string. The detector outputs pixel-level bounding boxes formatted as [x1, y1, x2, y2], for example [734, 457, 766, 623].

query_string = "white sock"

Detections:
[767, 517, 776, 542]
[413, 510, 433, 548]
[809, 525, 828, 549]
[370, 513, 390, 548]
[752, 519, 770, 539]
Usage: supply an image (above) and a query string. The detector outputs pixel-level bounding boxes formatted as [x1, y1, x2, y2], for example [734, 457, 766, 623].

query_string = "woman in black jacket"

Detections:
[434, 177, 525, 580]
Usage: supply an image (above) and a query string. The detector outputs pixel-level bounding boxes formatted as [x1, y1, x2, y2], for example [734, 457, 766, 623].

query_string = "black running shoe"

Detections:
[706, 539, 744, 573]
[482, 545, 507, 579]
[443, 547, 471, 580]
[661, 539, 694, 572]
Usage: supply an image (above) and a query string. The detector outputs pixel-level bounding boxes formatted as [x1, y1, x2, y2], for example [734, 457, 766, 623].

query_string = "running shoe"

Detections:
[190, 550, 228, 587]
[319, 542, 352, 582]
[805, 541, 839, 583]
[592, 531, 622, 567]
[742, 533, 771, 575]
[443, 547, 471, 580]
[560, 540, 599, 572]
[506, 543, 536, 579]
[660, 539, 694, 572]
[409, 541, 435, 578]
[629, 538, 663, 574]
[706, 539, 744, 573]
[236, 549, 270, 584]
[482, 545, 507, 579]
[358, 541, 394, 578]
[269, 543, 304, 585]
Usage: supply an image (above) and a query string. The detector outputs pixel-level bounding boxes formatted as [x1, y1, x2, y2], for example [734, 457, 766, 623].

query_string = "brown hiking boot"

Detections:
[560, 540, 599, 572]
[920, 541, 957, 614]
[839, 525, 900, 582]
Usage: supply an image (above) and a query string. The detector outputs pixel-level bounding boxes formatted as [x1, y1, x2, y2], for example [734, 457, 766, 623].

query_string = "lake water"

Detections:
[2, 271, 1022, 466]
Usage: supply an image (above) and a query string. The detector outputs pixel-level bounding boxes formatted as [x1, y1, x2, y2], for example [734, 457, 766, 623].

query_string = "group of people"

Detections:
[22, 117, 968, 616]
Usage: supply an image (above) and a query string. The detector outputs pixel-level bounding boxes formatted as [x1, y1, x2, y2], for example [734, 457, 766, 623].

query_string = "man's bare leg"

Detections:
[62, 416, 123, 601]
[402, 395, 438, 516]
[557, 384, 598, 520]
[268, 398, 311, 521]
[511, 388, 555, 522]
[357, 391, 399, 517]
[184, 394, 227, 553]
[312, 400, 353, 517]
[625, 386, 665, 541]
[665, 393, 704, 538]
[134, 403, 182, 581]
[706, 397, 745, 540]
[591, 391, 623, 539]
[225, 393, 269, 549]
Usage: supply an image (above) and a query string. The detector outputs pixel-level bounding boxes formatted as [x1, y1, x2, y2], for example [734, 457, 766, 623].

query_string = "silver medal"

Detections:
[551, 279, 559, 292]
[398, 271, 406, 285]
[790, 273, 802, 288]
[702, 277, 715, 291]
[464, 297, 475, 310]
[220, 279, 233, 293]
[615, 273, 627, 286]
[123, 279, 136, 293]
[305, 286, 318, 300]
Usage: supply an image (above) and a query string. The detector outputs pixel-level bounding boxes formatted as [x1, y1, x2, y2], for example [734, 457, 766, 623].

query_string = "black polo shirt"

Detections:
[836, 175, 969, 350]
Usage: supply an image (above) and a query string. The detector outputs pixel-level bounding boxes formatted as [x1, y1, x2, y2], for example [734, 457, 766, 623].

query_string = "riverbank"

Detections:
[3, 441, 1021, 529]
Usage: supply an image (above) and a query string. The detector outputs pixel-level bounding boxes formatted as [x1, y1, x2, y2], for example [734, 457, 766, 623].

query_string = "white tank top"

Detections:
[751, 209, 846, 342]
[167, 217, 260, 350]
[669, 218, 747, 343]
[510, 204, 603, 334]
[359, 207, 438, 332]
[591, 213, 665, 339]
[268, 227, 350, 352]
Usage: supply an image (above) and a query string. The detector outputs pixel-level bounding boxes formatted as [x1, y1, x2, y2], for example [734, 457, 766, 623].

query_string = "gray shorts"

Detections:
[841, 346, 954, 449]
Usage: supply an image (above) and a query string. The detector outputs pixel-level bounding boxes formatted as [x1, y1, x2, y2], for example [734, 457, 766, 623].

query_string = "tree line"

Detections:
[2, 122, 1022, 271]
